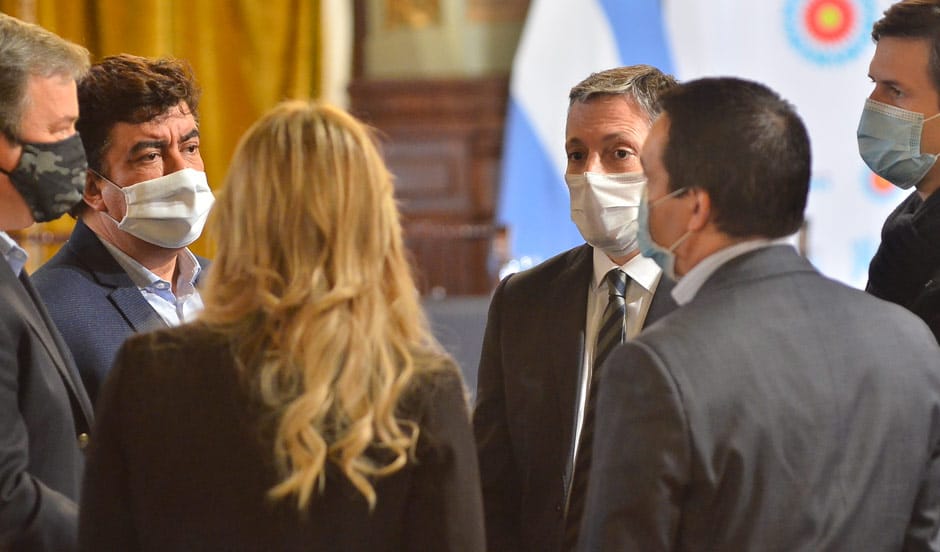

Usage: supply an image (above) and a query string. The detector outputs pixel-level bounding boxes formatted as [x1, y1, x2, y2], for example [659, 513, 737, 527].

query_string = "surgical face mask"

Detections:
[0, 133, 86, 222]
[637, 186, 690, 281]
[95, 167, 214, 249]
[857, 98, 940, 190]
[565, 171, 646, 258]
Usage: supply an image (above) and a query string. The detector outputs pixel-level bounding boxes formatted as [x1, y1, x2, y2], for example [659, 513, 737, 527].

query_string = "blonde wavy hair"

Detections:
[199, 100, 447, 510]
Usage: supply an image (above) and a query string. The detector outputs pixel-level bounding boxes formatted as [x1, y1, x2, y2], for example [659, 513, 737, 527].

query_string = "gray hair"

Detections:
[0, 14, 89, 139]
[568, 64, 679, 126]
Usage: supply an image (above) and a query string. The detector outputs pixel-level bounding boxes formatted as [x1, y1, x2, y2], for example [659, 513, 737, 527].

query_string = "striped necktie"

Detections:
[563, 268, 628, 550]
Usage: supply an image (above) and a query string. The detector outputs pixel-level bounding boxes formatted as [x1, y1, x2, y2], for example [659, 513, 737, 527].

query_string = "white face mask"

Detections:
[98, 168, 215, 249]
[565, 171, 646, 258]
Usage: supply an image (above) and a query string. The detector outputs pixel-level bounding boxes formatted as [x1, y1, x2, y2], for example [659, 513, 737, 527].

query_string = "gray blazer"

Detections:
[579, 245, 940, 551]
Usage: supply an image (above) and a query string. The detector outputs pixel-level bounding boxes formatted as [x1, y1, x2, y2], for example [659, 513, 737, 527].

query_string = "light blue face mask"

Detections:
[637, 186, 691, 281]
[857, 98, 940, 190]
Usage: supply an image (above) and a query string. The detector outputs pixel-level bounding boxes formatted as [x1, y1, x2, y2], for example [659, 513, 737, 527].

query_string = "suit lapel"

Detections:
[544, 245, 593, 462]
[68, 220, 167, 333]
[645, 275, 678, 327]
[0, 262, 93, 428]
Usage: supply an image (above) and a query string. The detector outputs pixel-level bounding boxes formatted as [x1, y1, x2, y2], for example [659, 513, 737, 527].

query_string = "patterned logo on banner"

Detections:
[785, 0, 876, 64]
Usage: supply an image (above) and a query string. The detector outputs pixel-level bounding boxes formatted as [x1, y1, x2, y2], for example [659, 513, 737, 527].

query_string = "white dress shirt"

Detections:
[569, 247, 663, 477]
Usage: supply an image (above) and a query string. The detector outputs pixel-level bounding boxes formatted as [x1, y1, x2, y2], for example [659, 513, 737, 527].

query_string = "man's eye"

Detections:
[614, 149, 634, 159]
[184, 143, 199, 154]
[143, 152, 160, 161]
[567, 151, 584, 161]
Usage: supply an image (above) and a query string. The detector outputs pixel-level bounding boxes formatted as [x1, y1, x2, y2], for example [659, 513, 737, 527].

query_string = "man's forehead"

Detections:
[110, 108, 198, 141]
[870, 36, 931, 79]
[641, 116, 670, 162]
[566, 97, 649, 140]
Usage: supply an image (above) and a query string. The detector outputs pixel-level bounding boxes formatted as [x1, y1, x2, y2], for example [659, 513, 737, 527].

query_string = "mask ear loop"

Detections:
[88, 167, 120, 188]
[87, 168, 129, 226]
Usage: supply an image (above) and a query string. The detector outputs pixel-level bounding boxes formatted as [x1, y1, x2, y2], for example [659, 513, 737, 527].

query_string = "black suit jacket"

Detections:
[32, 219, 209, 404]
[472, 244, 677, 552]
[867, 190, 940, 343]
[0, 257, 93, 551]
[79, 323, 485, 551]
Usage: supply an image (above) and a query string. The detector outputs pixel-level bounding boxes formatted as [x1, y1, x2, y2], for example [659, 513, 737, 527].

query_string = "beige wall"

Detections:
[363, 0, 526, 79]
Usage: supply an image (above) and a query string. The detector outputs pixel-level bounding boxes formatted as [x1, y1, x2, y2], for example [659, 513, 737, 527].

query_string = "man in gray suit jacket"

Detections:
[579, 77, 940, 551]
[474, 65, 679, 552]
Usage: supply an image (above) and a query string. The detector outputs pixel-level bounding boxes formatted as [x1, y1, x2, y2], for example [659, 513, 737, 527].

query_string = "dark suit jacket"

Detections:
[32, 219, 209, 404]
[473, 244, 677, 552]
[79, 323, 485, 552]
[867, 190, 940, 343]
[581, 245, 940, 551]
[0, 258, 94, 551]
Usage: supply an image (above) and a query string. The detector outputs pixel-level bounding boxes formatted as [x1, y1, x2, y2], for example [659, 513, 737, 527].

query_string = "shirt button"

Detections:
[78, 433, 90, 450]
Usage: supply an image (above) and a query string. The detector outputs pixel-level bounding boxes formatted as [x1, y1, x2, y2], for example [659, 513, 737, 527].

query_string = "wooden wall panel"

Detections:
[349, 77, 508, 295]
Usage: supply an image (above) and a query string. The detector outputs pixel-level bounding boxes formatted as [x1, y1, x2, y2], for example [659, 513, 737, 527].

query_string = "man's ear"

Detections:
[0, 132, 21, 174]
[687, 188, 711, 232]
[83, 171, 107, 212]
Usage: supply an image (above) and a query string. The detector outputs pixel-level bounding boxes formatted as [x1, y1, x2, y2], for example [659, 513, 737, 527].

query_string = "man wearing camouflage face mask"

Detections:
[0, 13, 94, 552]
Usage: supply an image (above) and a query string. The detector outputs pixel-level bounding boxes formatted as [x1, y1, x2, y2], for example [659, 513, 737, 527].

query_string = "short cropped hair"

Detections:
[568, 65, 679, 126]
[0, 13, 89, 139]
[658, 77, 811, 239]
[873, 0, 940, 99]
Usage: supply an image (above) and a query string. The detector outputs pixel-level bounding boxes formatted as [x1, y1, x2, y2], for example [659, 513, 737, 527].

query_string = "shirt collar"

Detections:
[0, 232, 28, 277]
[671, 238, 793, 305]
[101, 239, 201, 291]
[592, 246, 662, 293]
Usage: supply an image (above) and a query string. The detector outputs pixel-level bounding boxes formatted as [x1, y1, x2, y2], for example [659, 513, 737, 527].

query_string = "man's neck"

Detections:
[607, 248, 640, 266]
[675, 231, 750, 278]
[83, 212, 180, 283]
[917, 164, 940, 200]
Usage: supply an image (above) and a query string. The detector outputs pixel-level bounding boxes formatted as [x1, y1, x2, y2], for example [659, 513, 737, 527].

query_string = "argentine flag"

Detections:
[499, 0, 898, 288]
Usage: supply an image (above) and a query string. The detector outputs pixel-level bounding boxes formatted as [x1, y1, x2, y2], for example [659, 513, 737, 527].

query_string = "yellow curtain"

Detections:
[1, 0, 322, 265]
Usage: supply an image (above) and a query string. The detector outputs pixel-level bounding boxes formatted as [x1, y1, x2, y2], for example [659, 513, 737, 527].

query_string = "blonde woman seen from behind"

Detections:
[78, 101, 486, 552]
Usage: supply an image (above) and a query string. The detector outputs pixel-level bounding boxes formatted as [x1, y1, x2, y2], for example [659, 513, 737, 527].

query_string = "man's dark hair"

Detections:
[872, 0, 940, 98]
[658, 77, 810, 239]
[73, 54, 200, 215]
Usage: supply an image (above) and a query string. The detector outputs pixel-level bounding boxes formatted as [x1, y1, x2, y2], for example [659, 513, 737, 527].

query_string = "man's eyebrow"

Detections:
[565, 137, 584, 149]
[869, 73, 902, 88]
[128, 129, 200, 155]
[129, 139, 168, 155]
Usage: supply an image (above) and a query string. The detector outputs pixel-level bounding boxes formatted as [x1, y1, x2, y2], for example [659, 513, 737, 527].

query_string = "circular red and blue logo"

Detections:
[785, 0, 876, 65]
